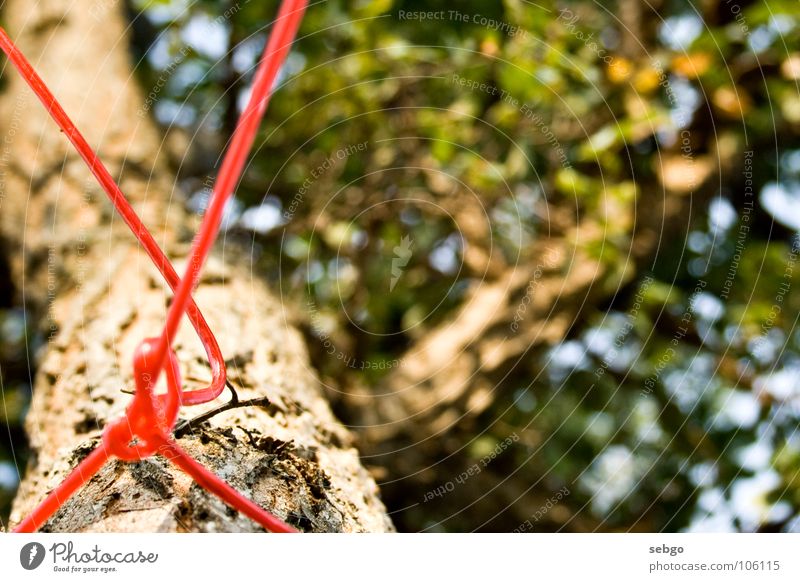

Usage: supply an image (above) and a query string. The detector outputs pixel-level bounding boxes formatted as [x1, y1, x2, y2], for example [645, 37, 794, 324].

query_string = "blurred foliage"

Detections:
[4, 0, 800, 531]
[0, 249, 31, 522]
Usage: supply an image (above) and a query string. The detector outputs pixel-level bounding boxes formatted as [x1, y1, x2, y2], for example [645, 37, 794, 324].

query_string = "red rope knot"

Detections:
[3, 0, 308, 533]
[102, 338, 182, 461]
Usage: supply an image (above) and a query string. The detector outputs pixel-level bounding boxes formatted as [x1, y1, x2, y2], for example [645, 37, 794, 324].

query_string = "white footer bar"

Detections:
[1, 533, 798, 581]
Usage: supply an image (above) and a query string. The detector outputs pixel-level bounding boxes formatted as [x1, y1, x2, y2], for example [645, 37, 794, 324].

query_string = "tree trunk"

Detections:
[0, 0, 392, 532]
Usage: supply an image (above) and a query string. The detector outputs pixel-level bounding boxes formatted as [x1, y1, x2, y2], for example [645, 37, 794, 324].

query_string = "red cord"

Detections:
[4, 0, 308, 533]
[0, 26, 226, 406]
[151, 0, 307, 409]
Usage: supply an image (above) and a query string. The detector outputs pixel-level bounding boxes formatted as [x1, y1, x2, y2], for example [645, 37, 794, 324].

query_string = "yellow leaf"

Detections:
[781, 54, 800, 80]
[655, 155, 714, 194]
[782, 93, 800, 123]
[671, 53, 712, 79]
[713, 87, 752, 119]
[607, 57, 633, 84]
[634, 67, 661, 93]
[481, 37, 500, 57]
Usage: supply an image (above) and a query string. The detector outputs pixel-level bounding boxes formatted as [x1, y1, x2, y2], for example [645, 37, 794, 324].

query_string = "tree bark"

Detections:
[0, 0, 392, 532]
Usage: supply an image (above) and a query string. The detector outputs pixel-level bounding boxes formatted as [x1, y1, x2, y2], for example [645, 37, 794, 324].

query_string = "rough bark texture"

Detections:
[0, 0, 392, 532]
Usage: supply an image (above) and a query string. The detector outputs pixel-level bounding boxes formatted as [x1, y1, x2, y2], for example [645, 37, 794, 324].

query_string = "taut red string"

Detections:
[2, 0, 308, 533]
[0, 26, 226, 407]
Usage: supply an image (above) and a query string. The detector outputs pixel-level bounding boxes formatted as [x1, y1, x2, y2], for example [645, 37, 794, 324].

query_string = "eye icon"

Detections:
[20, 542, 46, 570]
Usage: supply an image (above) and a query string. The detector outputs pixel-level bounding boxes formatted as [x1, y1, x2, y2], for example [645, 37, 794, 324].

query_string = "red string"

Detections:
[2, 0, 308, 533]
[0, 27, 226, 407]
